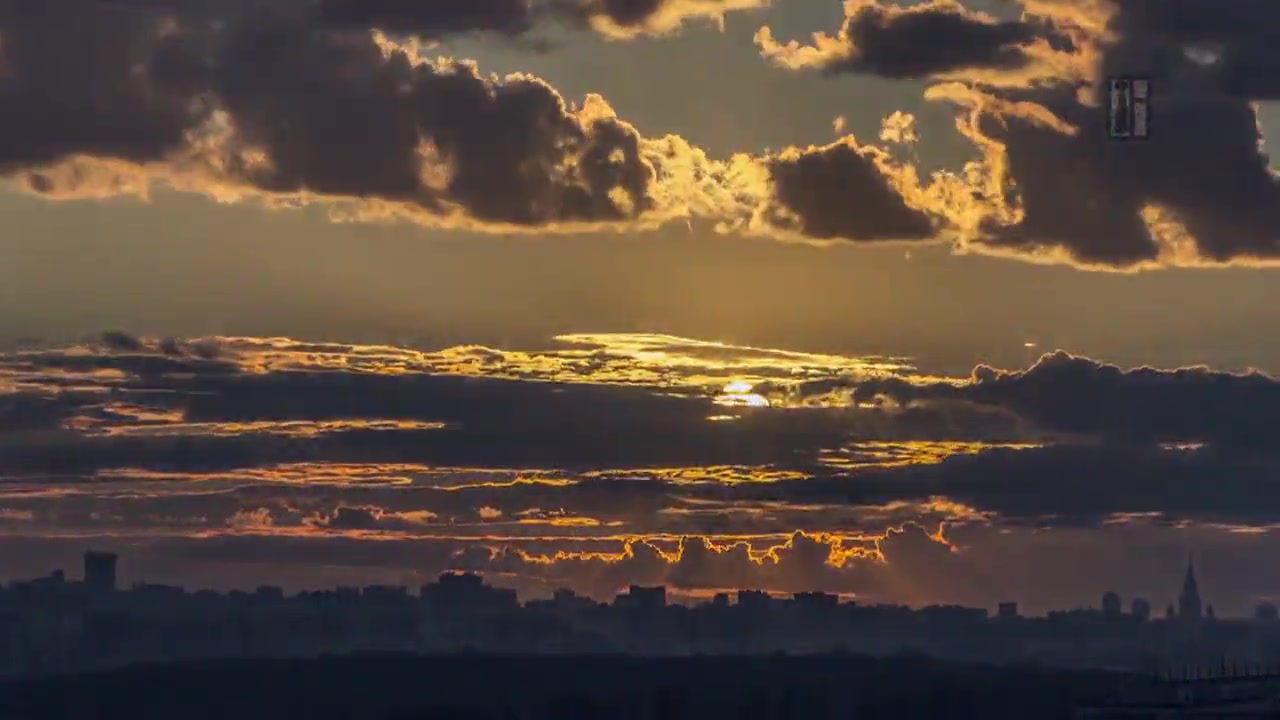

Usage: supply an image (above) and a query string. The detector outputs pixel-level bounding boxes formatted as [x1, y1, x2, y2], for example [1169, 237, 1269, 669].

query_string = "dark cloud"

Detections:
[313, 0, 538, 38]
[3, 334, 1280, 609]
[0, 0, 207, 172]
[311, 0, 767, 40]
[99, 331, 147, 353]
[748, 1, 1086, 248]
[578, 0, 668, 28]
[852, 351, 1280, 451]
[9, 349, 240, 379]
[0, 338, 864, 475]
[759, 0, 1280, 267]
[940, 0, 1280, 267]
[759, 0, 1052, 79]
[0, 0, 715, 230]
[0, 392, 848, 476]
[1111, 0, 1280, 99]
[0, 0, 945, 243]
[211, 20, 655, 224]
[0, 391, 91, 432]
[742, 443, 1280, 529]
[945, 82, 1280, 268]
[837, 3, 1043, 79]
[12, 440, 1280, 536]
[763, 139, 937, 242]
[550, 0, 770, 39]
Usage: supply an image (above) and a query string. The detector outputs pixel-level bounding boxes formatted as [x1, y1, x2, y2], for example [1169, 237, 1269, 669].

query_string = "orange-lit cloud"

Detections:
[753, 0, 1280, 269]
[12, 0, 1276, 268]
[755, 0, 1094, 88]
[2, 332, 1280, 566]
[2, 11, 955, 255]
[565, 0, 771, 40]
[310, 0, 771, 41]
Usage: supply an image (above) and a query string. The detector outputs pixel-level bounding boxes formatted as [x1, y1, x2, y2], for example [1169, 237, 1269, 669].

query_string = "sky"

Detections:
[0, 0, 1279, 616]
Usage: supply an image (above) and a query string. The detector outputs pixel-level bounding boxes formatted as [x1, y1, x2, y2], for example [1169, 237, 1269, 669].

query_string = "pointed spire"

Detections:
[1179, 552, 1203, 621]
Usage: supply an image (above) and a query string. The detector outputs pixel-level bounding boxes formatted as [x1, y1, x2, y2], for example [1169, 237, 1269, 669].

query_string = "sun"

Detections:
[714, 380, 770, 408]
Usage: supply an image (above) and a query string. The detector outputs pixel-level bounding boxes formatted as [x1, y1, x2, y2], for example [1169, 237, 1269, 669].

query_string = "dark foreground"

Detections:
[0, 653, 1135, 720]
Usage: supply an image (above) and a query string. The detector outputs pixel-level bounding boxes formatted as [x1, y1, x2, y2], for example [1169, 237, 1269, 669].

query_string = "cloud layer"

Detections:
[1, 0, 959, 251]
[1, 331, 1278, 610]
[11, 0, 1279, 268]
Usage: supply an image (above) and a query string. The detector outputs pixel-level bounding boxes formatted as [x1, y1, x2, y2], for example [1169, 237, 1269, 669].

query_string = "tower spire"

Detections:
[1179, 552, 1202, 621]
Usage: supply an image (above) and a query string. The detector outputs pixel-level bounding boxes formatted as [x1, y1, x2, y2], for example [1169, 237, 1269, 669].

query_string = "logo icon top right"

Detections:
[1107, 76, 1150, 140]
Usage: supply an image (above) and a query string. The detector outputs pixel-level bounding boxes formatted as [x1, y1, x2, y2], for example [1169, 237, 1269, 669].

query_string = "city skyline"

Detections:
[5, 546, 1280, 682]
[12, 548, 1278, 623]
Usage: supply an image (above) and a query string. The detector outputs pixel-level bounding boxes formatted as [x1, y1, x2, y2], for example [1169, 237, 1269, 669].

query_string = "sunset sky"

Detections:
[1, 0, 1279, 616]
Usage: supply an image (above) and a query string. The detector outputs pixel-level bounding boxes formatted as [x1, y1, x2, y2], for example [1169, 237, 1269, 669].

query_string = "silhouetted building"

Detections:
[83, 551, 117, 594]
[421, 572, 517, 613]
[1256, 602, 1278, 622]
[1131, 597, 1150, 622]
[792, 592, 838, 611]
[1179, 556, 1203, 622]
[998, 602, 1019, 621]
[735, 590, 771, 611]
[8, 546, 1280, 677]
[920, 605, 987, 625]
[615, 585, 665, 611]
[254, 586, 284, 602]
[1102, 592, 1121, 617]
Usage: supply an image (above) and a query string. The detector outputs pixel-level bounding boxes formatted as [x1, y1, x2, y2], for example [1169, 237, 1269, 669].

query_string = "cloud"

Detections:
[312, 0, 770, 41]
[1, 333, 1280, 608]
[752, 137, 937, 242]
[307, 505, 439, 532]
[558, 0, 770, 40]
[0, 0, 981, 249]
[453, 522, 956, 602]
[313, 0, 541, 39]
[755, 0, 1079, 85]
[851, 351, 1280, 451]
[925, 0, 1280, 268]
[0, 1, 773, 233]
[0, 333, 926, 476]
[757, 0, 1280, 268]
[754, 443, 1280, 530]
[4, 0, 1278, 269]
[2, 334, 1279, 541]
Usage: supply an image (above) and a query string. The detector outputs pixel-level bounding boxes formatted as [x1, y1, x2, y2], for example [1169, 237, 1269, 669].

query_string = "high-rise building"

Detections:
[997, 602, 1019, 621]
[1255, 602, 1278, 622]
[83, 551, 117, 593]
[615, 585, 666, 611]
[1130, 597, 1151, 622]
[1102, 592, 1122, 617]
[736, 590, 771, 611]
[1178, 555, 1203, 621]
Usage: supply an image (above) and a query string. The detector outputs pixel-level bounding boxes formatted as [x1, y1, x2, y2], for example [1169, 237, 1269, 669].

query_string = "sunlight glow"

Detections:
[714, 379, 771, 408]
